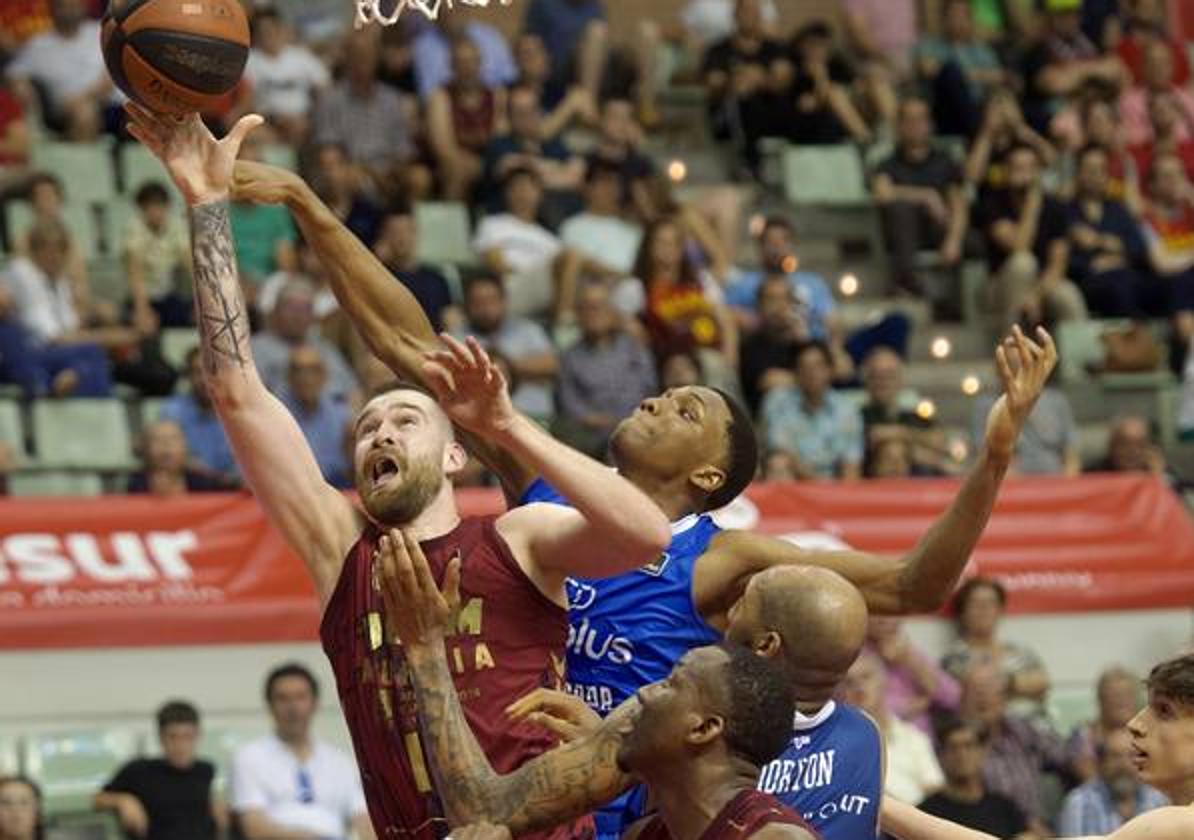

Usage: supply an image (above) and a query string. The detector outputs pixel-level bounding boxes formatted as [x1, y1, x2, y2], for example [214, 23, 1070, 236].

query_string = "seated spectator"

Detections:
[160, 348, 240, 485]
[258, 239, 340, 325]
[1068, 666, 1147, 782]
[15, 173, 86, 287]
[512, 32, 596, 137]
[123, 182, 192, 330]
[1129, 91, 1194, 183]
[127, 421, 231, 496]
[427, 37, 508, 201]
[700, 0, 792, 171]
[840, 0, 918, 80]
[867, 616, 961, 736]
[559, 158, 644, 279]
[860, 347, 947, 476]
[311, 31, 421, 197]
[244, 7, 330, 145]
[1120, 38, 1194, 149]
[473, 167, 585, 321]
[943, 578, 1054, 725]
[914, 0, 1005, 138]
[614, 216, 737, 369]
[1114, 0, 1190, 86]
[412, 11, 516, 100]
[867, 437, 916, 478]
[841, 649, 944, 804]
[1019, 0, 1126, 134]
[371, 206, 457, 333]
[678, 0, 778, 51]
[872, 98, 968, 296]
[761, 340, 863, 481]
[974, 371, 1079, 475]
[918, 718, 1032, 839]
[956, 664, 1072, 834]
[977, 143, 1089, 329]
[250, 278, 360, 406]
[94, 701, 224, 840]
[1070, 92, 1142, 211]
[231, 664, 372, 840]
[480, 84, 584, 216]
[4, 0, 114, 140]
[231, 134, 298, 289]
[586, 96, 657, 222]
[1058, 726, 1169, 836]
[0, 78, 30, 194]
[1066, 144, 1158, 318]
[0, 776, 44, 840]
[308, 143, 383, 250]
[523, 0, 621, 116]
[283, 345, 352, 488]
[456, 273, 557, 421]
[555, 282, 657, 460]
[1088, 414, 1187, 490]
[738, 276, 802, 414]
[964, 89, 1058, 196]
[785, 21, 871, 145]
[1142, 152, 1194, 345]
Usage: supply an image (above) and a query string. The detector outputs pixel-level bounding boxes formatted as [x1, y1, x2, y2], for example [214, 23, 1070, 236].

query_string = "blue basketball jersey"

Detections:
[519, 478, 724, 840]
[757, 702, 883, 840]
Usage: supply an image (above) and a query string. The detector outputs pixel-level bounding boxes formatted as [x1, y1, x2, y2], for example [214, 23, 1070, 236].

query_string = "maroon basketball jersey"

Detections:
[636, 790, 819, 840]
[319, 516, 595, 840]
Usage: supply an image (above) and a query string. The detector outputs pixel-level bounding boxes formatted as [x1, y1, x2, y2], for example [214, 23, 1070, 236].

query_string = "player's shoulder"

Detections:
[748, 822, 817, 840]
[1111, 805, 1194, 840]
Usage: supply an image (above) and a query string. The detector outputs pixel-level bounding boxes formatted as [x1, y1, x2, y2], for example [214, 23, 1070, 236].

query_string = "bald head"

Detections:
[730, 565, 869, 705]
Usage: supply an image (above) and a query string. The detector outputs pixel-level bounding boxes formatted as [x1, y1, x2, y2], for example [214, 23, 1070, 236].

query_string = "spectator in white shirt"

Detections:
[5, 0, 115, 140]
[231, 663, 374, 840]
[473, 166, 585, 322]
[559, 158, 644, 279]
[245, 7, 330, 146]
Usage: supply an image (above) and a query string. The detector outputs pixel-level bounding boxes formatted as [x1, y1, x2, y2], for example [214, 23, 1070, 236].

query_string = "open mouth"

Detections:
[1130, 744, 1148, 768]
[370, 456, 400, 489]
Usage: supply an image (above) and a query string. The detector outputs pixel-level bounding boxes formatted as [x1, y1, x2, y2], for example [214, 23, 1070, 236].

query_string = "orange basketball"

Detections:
[101, 0, 250, 115]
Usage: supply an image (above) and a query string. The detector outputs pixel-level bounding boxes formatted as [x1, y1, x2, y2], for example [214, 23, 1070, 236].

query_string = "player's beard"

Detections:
[361, 450, 445, 526]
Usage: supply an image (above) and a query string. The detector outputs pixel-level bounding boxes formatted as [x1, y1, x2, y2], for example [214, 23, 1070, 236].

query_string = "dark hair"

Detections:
[1146, 654, 1194, 708]
[633, 217, 699, 289]
[26, 172, 63, 199]
[717, 643, 795, 768]
[585, 157, 624, 185]
[791, 19, 832, 49]
[935, 715, 984, 748]
[1076, 142, 1111, 167]
[951, 576, 1007, 621]
[463, 272, 505, 300]
[760, 215, 794, 240]
[135, 181, 171, 207]
[0, 776, 45, 840]
[250, 5, 282, 37]
[794, 339, 834, 369]
[264, 662, 320, 703]
[704, 388, 759, 511]
[1004, 141, 1042, 164]
[502, 165, 541, 189]
[157, 700, 200, 731]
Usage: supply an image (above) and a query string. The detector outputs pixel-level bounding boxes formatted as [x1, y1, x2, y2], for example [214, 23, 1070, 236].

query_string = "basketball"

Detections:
[101, 0, 250, 116]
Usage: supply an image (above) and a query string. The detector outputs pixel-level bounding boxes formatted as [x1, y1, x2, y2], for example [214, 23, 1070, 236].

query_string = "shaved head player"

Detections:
[234, 152, 1055, 840]
[127, 104, 673, 840]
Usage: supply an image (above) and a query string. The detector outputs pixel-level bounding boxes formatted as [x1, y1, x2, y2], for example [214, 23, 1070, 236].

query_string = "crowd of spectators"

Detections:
[1, 0, 1193, 494]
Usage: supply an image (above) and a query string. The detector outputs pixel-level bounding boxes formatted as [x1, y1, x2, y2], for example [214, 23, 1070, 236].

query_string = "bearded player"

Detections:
[125, 104, 673, 840]
[233, 160, 1055, 839]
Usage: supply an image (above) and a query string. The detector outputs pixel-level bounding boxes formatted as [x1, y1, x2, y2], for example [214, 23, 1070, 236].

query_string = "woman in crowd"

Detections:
[0, 777, 44, 840]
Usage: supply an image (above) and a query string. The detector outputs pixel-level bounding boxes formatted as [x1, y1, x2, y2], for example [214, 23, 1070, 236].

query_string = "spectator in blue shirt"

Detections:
[912, 0, 1005, 137]
[524, 0, 607, 102]
[159, 348, 240, 486]
[761, 340, 863, 481]
[282, 345, 353, 489]
[1058, 727, 1169, 837]
[411, 13, 517, 99]
[1066, 143, 1163, 317]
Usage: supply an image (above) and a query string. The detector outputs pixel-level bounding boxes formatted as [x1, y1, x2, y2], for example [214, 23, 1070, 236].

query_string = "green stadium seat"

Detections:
[160, 328, 199, 371]
[102, 197, 138, 260]
[117, 143, 179, 204]
[46, 811, 123, 840]
[261, 143, 298, 171]
[784, 145, 868, 206]
[414, 202, 473, 267]
[85, 255, 128, 308]
[30, 399, 135, 470]
[0, 735, 19, 775]
[5, 201, 101, 261]
[198, 729, 253, 795]
[1049, 685, 1096, 737]
[1057, 319, 1124, 383]
[0, 399, 26, 460]
[139, 398, 168, 429]
[23, 729, 139, 816]
[31, 140, 117, 208]
[8, 470, 104, 497]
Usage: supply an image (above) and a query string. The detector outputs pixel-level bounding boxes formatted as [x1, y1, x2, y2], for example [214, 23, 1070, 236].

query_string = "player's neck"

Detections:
[647, 756, 758, 840]
[400, 485, 462, 542]
[616, 467, 695, 522]
[1161, 776, 1194, 807]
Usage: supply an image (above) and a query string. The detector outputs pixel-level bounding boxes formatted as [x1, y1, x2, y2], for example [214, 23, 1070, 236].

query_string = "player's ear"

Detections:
[687, 713, 725, 747]
[443, 440, 469, 475]
[755, 631, 782, 658]
[688, 464, 726, 496]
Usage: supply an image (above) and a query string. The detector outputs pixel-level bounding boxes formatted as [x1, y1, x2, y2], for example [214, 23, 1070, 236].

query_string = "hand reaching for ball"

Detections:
[124, 102, 263, 206]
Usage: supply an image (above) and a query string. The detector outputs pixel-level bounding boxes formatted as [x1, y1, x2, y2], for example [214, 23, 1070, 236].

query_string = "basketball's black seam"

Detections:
[106, 0, 155, 25]
[125, 28, 248, 95]
[101, 22, 134, 101]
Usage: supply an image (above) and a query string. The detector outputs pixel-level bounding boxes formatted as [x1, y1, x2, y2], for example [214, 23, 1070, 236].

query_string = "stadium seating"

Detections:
[5, 200, 101, 261]
[8, 470, 105, 497]
[116, 143, 178, 204]
[30, 140, 118, 209]
[414, 202, 473, 268]
[0, 399, 26, 459]
[198, 729, 253, 794]
[159, 328, 199, 371]
[0, 734, 19, 775]
[22, 729, 140, 815]
[30, 400, 136, 471]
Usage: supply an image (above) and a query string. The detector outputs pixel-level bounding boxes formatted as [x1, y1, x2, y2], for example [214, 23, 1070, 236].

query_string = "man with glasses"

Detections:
[230, 663, 374, 840]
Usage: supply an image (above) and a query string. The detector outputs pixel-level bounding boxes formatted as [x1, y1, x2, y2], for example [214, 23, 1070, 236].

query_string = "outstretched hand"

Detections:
[124, 102, 263, 206]
[421, 334, 519, 438]
[983, 325, 1058, 461]
[377, 529, 460, 649]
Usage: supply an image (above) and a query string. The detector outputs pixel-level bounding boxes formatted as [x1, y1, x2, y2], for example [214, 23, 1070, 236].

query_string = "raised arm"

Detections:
[126, 106, 358, 607]
[698, 326, 1058, 619]
[377, 530, 636, 833]
[230, 162, 537, 502]
[422, 335, 671, 586]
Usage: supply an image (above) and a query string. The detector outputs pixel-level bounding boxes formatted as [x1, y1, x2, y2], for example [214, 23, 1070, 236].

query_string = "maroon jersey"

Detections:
[320, 516, 594, 840]
[636, 790, 818, 840]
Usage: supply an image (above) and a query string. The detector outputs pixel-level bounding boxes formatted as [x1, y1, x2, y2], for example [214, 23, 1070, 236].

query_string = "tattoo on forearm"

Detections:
[406, 649, 633, 833]
[190, 200, 249, 375]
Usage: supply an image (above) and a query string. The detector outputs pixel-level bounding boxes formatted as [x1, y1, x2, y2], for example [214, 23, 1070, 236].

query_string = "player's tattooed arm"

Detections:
[190, 200, 250, 376]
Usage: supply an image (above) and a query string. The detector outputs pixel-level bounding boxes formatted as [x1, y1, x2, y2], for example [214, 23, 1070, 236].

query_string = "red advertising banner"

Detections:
[0, 474, 1190, 650]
